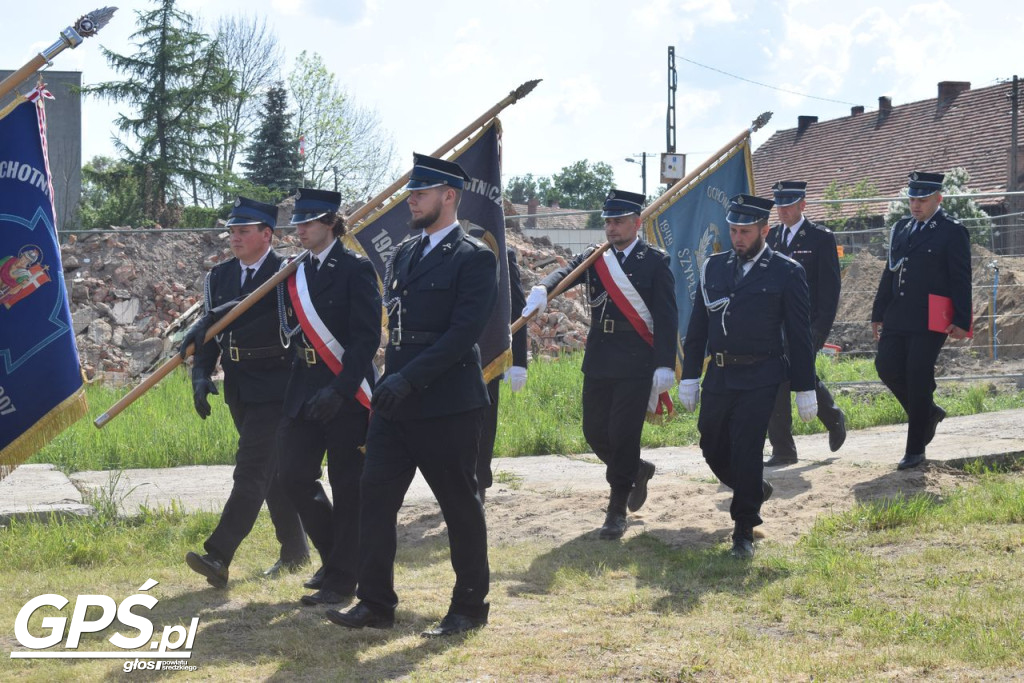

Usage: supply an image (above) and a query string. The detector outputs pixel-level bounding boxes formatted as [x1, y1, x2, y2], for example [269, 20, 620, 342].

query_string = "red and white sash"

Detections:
[288, 262, 373, 410]
[593, 250, 674, 416]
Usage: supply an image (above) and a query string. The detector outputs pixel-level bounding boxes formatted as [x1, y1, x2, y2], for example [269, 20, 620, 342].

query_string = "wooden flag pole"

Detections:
[94, 251, 308, 428]
[508, 111, 773, 337]
[0, 7, 117, 101]
[346, 79, 541, 229]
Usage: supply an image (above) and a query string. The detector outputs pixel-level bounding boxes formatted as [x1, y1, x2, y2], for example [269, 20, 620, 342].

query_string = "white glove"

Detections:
[678, 378, 700, 412]
[505, 366, 527, 392]
[796, 390, 818, 422]
[652, 367, 675, 395]
[522, 285, 548, 317]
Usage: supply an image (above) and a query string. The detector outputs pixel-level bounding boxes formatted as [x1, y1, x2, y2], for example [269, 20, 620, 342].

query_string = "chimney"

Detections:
[526, 196, 539, 229]
[851, 105, 864, 116]
[937, 80, 970, 108]
[797, 115, 818, 135]
[547, 199, 560, 210]
[878, 96, 892, 113]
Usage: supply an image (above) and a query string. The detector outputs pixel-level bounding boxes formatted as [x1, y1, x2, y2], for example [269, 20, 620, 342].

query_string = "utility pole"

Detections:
[1009, 75, 1019, 255]
[666, 47, 677, 154]
[625, 153, 649, 197]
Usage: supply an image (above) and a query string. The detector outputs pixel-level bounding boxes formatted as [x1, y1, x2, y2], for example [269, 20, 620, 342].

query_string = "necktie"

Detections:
[411, 236, 428, 266]
[787, 227, 797, 246]
[241, 267, 255, 293]
[306, 255, 319, 284]
[733, 258, 746, 286]
[616, 250, 626, 266]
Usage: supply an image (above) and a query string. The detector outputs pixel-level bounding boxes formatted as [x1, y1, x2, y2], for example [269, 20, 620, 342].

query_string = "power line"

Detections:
[678, 55, 861, 106]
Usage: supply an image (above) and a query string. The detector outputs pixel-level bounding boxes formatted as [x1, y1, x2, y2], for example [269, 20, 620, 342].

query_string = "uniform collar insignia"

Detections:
[442, 242, 454, 253]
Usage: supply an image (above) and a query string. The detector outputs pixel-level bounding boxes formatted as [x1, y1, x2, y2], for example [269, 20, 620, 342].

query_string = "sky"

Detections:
[2, 0, 1022, 197]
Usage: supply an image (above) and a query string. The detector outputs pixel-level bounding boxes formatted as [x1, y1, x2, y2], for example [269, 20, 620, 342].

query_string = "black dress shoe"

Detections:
[829, 411, 848, 452]
[897, 452, 926, 470]
[730, 537, 755, 559]
[764, 452, 797, 467]
[598, 511, 627, 540]
[762, 479, 774, 502]
[185, 551, 228, 588]
[263, 555, 310, 578]
[627, 459, 656, 512]
[421, 612, 488, 637]
[300, 589, 353, 606]
[925, 407, 946, 446]
[303, 565, 326, 589]
[325, 602, 394, 629]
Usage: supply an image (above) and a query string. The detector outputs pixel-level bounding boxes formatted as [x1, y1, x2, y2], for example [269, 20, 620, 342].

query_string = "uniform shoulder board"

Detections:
[209, 258, 235, 275]
[461, 234, 488, 251]
[581, 243, 602, 258]
[645, 243, 668, 256]
[808, 220, 833, 234]
[774, 251, 801, 268]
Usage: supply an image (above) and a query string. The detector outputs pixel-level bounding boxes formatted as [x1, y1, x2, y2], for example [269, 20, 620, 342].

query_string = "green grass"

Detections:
[30, 353, 1024, 471]
[3, 470, 1024, 680]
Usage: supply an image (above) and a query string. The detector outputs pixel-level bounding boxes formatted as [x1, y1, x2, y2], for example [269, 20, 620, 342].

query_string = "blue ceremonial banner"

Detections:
[347, 119, 511, 377]
[644, 138, 754, 364]
[0, 96, 86, 474]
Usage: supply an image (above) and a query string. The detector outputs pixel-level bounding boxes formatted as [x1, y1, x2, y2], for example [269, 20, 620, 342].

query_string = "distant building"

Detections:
[0, 69, 82, 231]
[753, 80, 1024, 253]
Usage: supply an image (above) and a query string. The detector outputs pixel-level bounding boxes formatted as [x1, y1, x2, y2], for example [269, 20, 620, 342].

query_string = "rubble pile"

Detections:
[58, 225, 593, 383]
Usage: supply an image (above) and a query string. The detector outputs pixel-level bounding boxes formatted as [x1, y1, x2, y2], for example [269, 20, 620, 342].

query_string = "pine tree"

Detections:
[242, 83, 302, 199]
[85, 0, 234, 225]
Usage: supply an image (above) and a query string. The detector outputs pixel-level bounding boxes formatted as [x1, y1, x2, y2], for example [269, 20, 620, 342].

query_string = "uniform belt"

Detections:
[713, 352, 773, 367]
[390, 329, 440, 346]
[599, 319, 638, 334]
[225, 345, 286, 362]
[300, 346, 318, 365]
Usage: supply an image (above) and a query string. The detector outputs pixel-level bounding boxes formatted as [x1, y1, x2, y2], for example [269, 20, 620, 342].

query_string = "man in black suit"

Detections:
[524, 190, 677, 541]
[181, 197, 308, 588]
[679, 194, 817, 558]
[872, 171, 972, 470]
[327, 154, 497, 637]
[764, 180, 846, 466]
[477, 246, 529, 504]
[277, 188, 382, 606]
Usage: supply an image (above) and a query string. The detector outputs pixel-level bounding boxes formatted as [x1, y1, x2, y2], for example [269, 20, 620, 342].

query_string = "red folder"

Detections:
[928, 294, 973, 338]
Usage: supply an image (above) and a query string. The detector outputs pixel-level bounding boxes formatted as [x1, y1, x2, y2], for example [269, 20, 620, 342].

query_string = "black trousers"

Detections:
[205, 400, 307, 566]
[277, 408, 368, 593]
[697, 383, 778, 528]
[477, 378, 501, 491]
[767, 375, 843, 459]
[356, 408, 488, 618]
[582, 375, 651, 493]
[875, 330, 947, 456]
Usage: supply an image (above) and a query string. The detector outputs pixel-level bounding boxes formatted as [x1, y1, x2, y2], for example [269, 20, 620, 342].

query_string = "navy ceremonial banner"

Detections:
[347, 119, 511, 378]
[644, 138, 753, 364]
[0, 96, 86, 475]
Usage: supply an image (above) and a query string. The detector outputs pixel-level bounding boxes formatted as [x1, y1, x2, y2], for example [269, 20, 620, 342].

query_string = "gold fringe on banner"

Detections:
[0, 387, 88, 481]
[482, 348, 513, 384]
[0, 93, 28, 122]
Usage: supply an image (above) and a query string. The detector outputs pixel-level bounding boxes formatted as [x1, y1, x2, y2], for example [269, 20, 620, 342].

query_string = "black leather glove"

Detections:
[371, 373, 413, 418]
[191, 371, 218, 419]
[305, 385, 344, 422]
[180, 315, 214, 360]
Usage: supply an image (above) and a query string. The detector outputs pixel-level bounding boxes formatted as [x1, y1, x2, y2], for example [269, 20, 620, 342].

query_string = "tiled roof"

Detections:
[752, 81, 1018, 218]
[506, 203, 594, 230]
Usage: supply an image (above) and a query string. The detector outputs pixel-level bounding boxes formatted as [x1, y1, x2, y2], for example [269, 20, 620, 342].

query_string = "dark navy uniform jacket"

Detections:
[768, 218, 841, 347]
[281, 239, 382, 418]
[540, 240, 677, 379]
[384, 226, 498, 418]
[195, 250, 291, 406]
[681, 247, 815, 393]
[508, 247, 528, 368]
[871, 208, 972, 333]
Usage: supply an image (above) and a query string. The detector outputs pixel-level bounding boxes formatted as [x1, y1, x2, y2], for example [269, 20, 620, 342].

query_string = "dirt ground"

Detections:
[393, 460, 973, 552]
